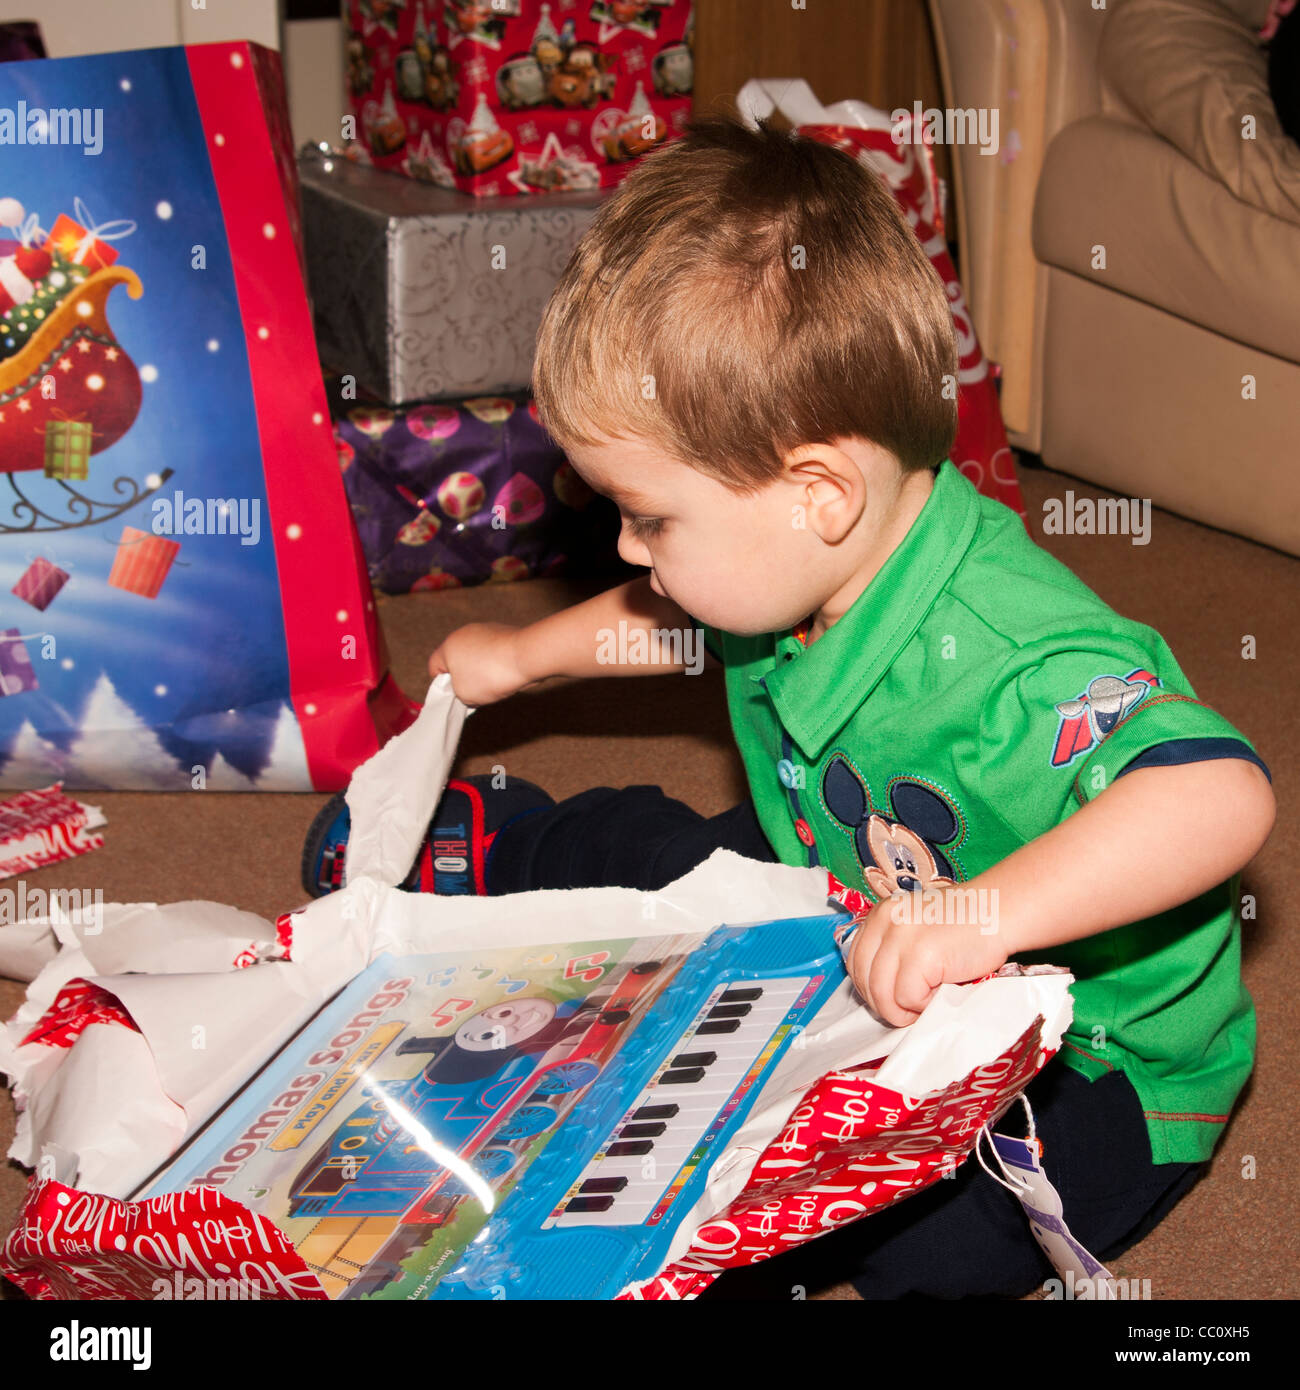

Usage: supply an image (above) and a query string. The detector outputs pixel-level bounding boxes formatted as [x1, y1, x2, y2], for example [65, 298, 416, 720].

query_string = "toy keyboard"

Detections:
[433, 915, 846, 1299]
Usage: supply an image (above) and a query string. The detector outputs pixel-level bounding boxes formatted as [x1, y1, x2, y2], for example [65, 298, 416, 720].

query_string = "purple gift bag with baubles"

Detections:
[330, 385, 626, 593]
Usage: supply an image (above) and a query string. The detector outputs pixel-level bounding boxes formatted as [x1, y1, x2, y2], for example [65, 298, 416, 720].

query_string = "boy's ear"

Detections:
[782, 443, 864, 544]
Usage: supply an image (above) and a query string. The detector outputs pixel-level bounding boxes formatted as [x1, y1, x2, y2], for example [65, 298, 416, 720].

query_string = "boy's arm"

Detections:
[430, 577, 717, 706]
[512, 576, 715, 682]
[849, 757, 1275, 1027]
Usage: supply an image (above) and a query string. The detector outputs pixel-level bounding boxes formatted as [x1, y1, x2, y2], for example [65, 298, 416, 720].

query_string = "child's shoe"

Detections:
[300, 774, 555, 898]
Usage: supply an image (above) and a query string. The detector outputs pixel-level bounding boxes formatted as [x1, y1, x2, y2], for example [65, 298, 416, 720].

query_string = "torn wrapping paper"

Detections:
[0, 784, 106, 883]
[1, 674, 1073, 1299]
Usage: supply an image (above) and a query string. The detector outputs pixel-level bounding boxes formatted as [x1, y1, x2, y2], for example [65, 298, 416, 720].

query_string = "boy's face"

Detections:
[564, 434, 846, 636]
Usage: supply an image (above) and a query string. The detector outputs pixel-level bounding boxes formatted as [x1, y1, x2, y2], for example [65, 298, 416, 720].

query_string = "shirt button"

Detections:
[777, 758, 799, 788]
[794, 818, 815, 847]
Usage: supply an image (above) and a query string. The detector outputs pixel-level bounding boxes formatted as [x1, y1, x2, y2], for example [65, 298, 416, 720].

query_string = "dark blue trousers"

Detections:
[485, 784, 1205, 1299]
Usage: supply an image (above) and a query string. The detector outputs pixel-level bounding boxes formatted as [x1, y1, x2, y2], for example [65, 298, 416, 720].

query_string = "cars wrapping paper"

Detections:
[0, 43, 410, 792]
[346, 0, 694, 195]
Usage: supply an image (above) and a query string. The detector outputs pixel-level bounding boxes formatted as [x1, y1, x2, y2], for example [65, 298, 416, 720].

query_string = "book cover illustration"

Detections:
[142, 932, 693, 1298]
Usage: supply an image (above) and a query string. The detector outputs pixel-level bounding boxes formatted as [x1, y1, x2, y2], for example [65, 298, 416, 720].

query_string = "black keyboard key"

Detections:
[620, 1122, 666, 1139]
[721, 987, 763, 1002]
[709, 1003, 751, 1020]
[606, 1140, 654, 1157]
[672, 1051, 716, 1069]
[697, 1019, 741, 1036]
[565, 1195, 615, 1214]
[660, 1067, 705, 1085]
[580, 1177, 627, 1195]
[633, 1103, 679, 1121]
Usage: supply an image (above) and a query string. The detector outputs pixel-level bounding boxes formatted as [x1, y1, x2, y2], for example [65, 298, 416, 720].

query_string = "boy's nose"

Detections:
[617, 524, 651, 569]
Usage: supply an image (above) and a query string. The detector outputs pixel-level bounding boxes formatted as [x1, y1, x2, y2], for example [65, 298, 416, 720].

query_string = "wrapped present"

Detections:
[42, 198, 136, 271]
[330, 383, 625, 591]
[41, 418, 93, 481]
[346, 0, 693, 197]
[302, 153, 604, 401]
[0, 629, 38, 697]
[11, 556, 70, 612]
[106, 527, 180, 600]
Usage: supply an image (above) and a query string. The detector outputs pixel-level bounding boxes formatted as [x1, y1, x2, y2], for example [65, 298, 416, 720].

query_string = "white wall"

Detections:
[2, 2, 344, 149]
[283, 16, 344, 147]
[0, 0, 281, 57]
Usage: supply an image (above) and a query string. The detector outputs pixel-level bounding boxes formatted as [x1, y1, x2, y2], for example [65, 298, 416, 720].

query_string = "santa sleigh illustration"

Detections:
[0, 200, 172, 533]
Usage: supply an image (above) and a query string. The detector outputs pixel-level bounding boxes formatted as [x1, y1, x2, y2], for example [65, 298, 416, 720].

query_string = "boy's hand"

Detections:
[428, 623, 535, 707]
[847, 889, 1010, 1028]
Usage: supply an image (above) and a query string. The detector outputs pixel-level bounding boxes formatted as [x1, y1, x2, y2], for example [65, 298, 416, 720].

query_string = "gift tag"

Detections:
[989, 1122, 1117, 1299]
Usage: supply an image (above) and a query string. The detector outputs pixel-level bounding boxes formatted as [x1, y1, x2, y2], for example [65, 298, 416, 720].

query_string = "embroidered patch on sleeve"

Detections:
[1049, 668, 1160, 768]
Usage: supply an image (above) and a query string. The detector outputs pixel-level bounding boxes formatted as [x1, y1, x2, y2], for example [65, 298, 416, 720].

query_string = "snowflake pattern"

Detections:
[623, 47, 645, 73]
[566, 117, 582, 137]
[462, 56, 490, 86]
[519, 120, 540, 144]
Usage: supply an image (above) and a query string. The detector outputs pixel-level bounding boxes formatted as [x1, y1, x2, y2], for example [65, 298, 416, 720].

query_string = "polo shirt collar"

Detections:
[759, 461, 982, 761]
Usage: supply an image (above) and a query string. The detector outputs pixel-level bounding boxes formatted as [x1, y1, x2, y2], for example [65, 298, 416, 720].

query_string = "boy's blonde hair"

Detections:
[533, 116, 958, 490]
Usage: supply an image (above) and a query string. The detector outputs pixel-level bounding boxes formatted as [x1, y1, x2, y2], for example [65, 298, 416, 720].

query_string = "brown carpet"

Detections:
[1, 459, 1295, 1300]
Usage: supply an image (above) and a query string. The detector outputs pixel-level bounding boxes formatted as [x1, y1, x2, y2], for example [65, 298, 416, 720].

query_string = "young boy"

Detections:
[304, 117, 1274, 1299]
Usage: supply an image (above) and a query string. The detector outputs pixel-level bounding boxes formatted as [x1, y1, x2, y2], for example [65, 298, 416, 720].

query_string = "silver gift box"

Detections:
[299, 156, 605, 405]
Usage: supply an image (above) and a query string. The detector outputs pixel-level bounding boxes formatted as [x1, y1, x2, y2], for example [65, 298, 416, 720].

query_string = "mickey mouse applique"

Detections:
[821, 755, 966, 902]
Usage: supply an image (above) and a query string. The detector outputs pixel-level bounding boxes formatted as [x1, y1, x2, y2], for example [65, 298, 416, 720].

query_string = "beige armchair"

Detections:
[928, 0, 1300, 555]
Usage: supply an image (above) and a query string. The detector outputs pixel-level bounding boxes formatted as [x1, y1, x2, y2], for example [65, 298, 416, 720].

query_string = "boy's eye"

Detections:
[624, 515, 664, 540]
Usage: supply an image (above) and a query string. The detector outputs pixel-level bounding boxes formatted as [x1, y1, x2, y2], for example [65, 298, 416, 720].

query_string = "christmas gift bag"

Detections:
[300, 151, 605, 402]
[0, 43, 413, 791]
[345, 0, 694, 196]
[738, 80, 1029, 524]
[331, 385, 625, 592]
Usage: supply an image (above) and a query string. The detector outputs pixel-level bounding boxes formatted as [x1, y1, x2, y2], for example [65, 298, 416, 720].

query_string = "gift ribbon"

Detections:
[17, 211, 46, 248]
[0, 210, 48, 247]
[35, 409, 97, 441]
[22, 550, 73, 574]
[102, 532, 192, 567]
[66, 197, 136, 266]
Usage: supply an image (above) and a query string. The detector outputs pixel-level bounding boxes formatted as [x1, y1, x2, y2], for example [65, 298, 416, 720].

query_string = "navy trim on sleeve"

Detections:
[1116, 738, 1271, 784]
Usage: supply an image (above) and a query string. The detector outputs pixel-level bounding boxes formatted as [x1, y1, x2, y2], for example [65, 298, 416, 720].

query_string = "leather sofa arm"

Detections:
[927, 0, 1115, 441]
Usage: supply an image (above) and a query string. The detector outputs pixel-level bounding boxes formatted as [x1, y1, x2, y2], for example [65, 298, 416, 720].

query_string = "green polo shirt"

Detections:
[699, 461, 1263, 1165]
